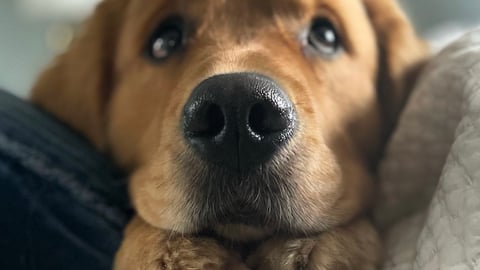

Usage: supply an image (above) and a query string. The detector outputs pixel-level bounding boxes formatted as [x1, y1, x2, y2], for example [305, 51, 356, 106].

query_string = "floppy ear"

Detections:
[364, 0, 428, 131]
[31, 0, 127, 150]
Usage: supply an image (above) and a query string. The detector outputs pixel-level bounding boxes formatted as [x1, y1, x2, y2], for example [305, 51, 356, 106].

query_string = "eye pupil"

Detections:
[146, 17, 184, 61]
[168, 39, 177, 47]
[308, 18, 341, 56]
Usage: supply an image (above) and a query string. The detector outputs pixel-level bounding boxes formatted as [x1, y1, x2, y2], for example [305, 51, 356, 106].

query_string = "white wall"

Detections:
[19, 0, 100, 21]
[0, 0, 54, 98]
[400, 0, 480, 35]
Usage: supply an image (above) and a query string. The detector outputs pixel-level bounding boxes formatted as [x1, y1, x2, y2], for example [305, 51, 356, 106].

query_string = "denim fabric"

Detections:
[0, 90, 131, 270]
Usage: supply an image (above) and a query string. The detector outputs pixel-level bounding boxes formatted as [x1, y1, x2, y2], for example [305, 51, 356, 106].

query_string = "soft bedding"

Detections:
[376, 29, 480, 269]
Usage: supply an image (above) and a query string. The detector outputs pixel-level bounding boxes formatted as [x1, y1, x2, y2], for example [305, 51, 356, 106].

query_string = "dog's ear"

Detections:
[31, 0, 127, 150]
[364, 0, 428, 131]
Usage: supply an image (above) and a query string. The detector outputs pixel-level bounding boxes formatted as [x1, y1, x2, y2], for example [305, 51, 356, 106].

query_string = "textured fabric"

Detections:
[0, 90, 131, 270]
[377, 29, 480, 269]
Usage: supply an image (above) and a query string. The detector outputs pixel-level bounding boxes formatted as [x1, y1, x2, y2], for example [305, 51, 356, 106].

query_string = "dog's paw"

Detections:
[246, 219, 381, 270]
[114, 217, 248, 270]
[118, 234, 248, 270]
[246, 237, 316, 270]
[154, 236, 248, 270]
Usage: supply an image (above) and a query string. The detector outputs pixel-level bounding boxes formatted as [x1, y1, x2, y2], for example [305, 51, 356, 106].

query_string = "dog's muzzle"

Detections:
[182, 72, 297, 171]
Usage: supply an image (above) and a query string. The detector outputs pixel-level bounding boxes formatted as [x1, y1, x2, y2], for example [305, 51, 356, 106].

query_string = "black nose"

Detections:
[182, 73, 297, 171]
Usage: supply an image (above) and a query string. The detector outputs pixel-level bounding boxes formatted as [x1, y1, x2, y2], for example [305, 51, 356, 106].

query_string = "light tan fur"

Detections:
[31, 0, 427, 269]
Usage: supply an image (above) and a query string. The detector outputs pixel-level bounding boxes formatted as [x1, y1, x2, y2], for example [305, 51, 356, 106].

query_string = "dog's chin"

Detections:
[213, 224, 272, 242]
[178, 147, 308, 239]
[146, 144, 347, 239]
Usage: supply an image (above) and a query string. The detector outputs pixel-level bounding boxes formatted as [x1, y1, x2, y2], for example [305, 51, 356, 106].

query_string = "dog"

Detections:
[31, 0, 427, 269]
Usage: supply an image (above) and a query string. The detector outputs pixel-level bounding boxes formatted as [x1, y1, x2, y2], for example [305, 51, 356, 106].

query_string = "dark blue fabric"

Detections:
[0, 89, 131, 270]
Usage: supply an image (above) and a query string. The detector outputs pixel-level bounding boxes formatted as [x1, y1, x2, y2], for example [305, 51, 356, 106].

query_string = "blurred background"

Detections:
[1, 0, 480, 98]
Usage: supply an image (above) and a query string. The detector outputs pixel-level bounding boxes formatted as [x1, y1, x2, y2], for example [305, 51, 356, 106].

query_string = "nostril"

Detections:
[248, 102, 289, 136]
[187, 103, 225, 138]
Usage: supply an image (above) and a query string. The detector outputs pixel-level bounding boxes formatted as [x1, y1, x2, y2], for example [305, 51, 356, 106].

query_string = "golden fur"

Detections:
[31, 0, 427, 269]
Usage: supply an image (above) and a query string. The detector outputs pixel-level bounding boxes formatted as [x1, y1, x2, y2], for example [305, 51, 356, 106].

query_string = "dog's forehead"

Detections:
[129, 0, 366, 26]
[183, 0, 307, 17]
[186, 0, 366, 20]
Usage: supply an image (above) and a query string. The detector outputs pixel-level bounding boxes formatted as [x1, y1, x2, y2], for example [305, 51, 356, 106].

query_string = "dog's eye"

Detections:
[308, 17, 342, 57]
[146, 17, 184, 61]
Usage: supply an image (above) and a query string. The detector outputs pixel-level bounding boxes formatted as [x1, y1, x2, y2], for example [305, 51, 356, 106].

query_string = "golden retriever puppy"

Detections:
[31, 0, 427, 269]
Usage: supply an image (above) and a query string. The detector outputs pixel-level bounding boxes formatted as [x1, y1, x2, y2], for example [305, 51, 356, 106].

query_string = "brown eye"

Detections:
[308, 17, 342, 57]
[145, 17, 184, 61]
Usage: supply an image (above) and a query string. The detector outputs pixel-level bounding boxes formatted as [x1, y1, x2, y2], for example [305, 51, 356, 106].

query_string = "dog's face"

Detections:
[32, 0, 426, 240]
